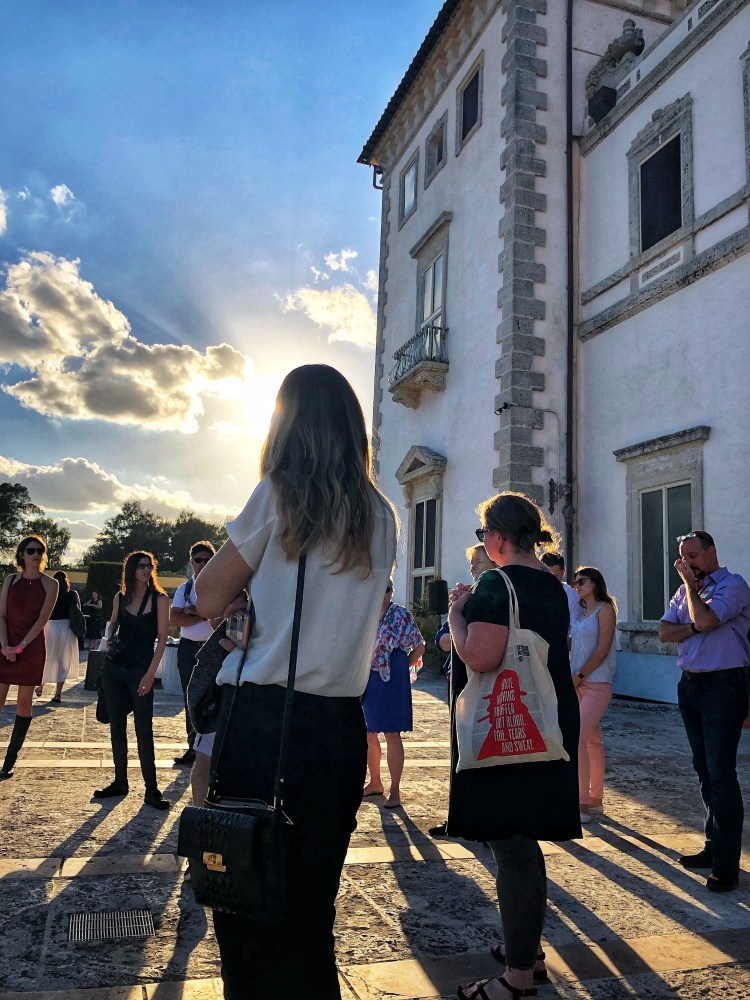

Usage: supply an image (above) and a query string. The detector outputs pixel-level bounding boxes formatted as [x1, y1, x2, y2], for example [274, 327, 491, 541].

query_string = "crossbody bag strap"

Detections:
[207, 554, 307, 808]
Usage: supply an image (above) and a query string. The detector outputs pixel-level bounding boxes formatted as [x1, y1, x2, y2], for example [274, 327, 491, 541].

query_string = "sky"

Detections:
[0, 0, 441, 561]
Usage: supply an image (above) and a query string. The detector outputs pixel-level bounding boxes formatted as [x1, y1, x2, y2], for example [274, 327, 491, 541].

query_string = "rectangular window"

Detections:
[421, 253, 444, 328]
[412, 497, 437, 606]
[425, 112, 448, 187]
[456, 55, 483, 154]
[461, 71, 480, 140]
[640, 135, 682, 252]
[399, 153, 418, 226]
[640, 482, 692, 619]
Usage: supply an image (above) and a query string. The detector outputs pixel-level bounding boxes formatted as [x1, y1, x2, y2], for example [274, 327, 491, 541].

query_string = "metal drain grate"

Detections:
[68, 908, 155, 943]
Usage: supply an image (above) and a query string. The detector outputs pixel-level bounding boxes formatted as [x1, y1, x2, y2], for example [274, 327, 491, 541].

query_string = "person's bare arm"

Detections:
[658, 621, 694, 644]
[674, 558, 719, 632]
[0, 575, 13, 657]
[139, 594, 170, 696]
[448, 588, 508, 673]
[195, 540, 253, 619]
[408, 642, 426, 666]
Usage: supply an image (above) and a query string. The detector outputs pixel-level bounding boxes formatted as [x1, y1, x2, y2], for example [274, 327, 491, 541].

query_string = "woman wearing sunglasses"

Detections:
[447, 494, 580, 1000]
[569, 567, 617, 824]
[0, 535, 59, 778]
[94, 550, 171, 810]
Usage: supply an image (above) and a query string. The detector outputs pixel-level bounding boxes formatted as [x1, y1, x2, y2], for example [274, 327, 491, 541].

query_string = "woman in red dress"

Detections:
[0, 534, 58, 778]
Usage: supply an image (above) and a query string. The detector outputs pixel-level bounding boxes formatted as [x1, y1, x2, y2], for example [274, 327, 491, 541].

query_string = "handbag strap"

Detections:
[208, 554, 307, 812]
[494, 569, 521, 630]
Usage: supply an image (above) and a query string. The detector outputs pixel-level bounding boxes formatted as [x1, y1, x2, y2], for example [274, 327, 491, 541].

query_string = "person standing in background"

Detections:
[0, 535, 58, 778]
[170, 541, 217, 767]
[541, 551, 580, 625]
[38, 571, 82, 703]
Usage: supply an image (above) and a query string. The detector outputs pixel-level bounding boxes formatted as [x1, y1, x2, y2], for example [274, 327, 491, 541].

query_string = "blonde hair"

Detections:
[260, 365, 396, 575]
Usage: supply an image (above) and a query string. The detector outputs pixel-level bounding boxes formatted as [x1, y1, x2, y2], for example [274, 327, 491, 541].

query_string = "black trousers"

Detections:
[101, 658, 158, 793]
[177, 638, 203, 748]
[211, 682, 367, 1000]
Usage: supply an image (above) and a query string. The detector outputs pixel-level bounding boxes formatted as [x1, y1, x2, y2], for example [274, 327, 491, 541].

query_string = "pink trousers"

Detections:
[577, 680, 612, 806]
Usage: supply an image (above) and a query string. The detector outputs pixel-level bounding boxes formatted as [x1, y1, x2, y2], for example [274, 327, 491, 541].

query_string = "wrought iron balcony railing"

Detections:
[388, 324, 448, 386]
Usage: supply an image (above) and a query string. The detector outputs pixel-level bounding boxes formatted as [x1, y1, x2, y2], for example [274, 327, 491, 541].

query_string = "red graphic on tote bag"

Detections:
[476, 668, 547, 759]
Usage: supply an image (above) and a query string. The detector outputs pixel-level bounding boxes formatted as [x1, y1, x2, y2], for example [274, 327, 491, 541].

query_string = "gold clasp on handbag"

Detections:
[203, 851, 227, 873]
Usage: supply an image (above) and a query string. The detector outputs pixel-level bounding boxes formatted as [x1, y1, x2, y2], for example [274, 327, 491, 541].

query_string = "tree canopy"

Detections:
[0, 483, 42, 555]
[82, 502, 227, 572]
[25, 516, 72, 569]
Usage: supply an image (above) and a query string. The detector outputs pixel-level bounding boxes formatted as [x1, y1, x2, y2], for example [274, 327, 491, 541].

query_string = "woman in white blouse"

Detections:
[196, 364, 397, 1000]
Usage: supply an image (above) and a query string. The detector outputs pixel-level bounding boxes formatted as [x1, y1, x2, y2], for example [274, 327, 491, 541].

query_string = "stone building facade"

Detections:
[359, 0, 749, 701]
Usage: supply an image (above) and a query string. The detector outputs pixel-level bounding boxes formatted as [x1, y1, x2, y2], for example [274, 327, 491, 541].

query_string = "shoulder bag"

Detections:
[177, 554, 306, 923]
[455, 568, 569, 771]
[69, 593, 87, 639]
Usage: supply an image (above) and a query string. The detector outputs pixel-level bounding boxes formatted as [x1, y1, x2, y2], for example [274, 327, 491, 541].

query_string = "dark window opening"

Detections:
[640, 135, 682, 252]
[461, 72, 480, 140]
[640, 482, 692, 620]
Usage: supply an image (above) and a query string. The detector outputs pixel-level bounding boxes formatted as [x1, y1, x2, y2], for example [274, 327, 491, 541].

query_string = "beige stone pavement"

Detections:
[0, 658, 749, 999]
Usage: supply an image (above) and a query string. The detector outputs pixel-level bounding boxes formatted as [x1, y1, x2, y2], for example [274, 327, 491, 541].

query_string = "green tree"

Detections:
[0, 483, 42, 557]
[167, 510, 228, 571]
[25, 516, 71, 569]
[83, 500, 171, 566]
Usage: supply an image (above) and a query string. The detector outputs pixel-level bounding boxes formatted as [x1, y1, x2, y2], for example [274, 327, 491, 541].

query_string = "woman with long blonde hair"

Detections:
[94, 550, 170, 809]
[196, 364, 397, 1000]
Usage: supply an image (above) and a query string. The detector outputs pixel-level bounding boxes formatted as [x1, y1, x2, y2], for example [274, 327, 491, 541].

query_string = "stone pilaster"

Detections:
[494, 0, 548, 505]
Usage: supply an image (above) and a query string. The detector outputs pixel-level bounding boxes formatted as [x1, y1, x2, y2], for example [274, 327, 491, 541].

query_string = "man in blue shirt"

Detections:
[659, 530, 750, 892]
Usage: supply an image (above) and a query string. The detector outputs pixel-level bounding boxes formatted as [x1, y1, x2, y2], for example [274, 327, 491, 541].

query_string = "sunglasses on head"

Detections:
[192, 555, 211, 564]
[24, 546, 45, 555]
[677, 530, 714, 547]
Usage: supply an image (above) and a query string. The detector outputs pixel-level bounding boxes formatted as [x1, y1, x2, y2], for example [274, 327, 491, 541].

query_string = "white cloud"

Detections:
[56, 517, 101, 539]
[310, 266, 329, 283]
[0, 187, 7, 234]
[362, 269, 378, 294]
[50, 183, 75, 206]
[324, 248, 358, 273]
[0, 453, 240, 523]
[281, 283, 376, 350]
[0, 252, 251, 431]
[17, 188, 30, 202]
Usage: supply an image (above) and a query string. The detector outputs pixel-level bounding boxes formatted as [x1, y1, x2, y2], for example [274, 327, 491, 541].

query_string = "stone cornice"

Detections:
[613, 425, 711, 462]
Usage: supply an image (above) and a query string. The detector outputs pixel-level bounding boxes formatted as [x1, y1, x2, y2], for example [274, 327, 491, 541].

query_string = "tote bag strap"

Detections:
[208, 554, 307, 811]
[494, 569, 521, 631]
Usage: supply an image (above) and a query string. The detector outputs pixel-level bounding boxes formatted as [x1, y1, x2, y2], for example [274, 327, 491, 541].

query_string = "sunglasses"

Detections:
[137, 562, 154, 570]
[572, 578, 590, 587]
[192, 556, 211, 564]
[677, 530, 714, 547]
[24, 546, 45, 555]
[385, 586, 393, 593]
[475, 528, 489, 542]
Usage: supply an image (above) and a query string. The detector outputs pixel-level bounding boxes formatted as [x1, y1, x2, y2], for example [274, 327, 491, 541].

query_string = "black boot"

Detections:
[0, 715, 32, 778]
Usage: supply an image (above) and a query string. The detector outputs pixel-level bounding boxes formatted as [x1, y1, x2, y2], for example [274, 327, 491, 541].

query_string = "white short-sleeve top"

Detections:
[214, 477, 397, 698]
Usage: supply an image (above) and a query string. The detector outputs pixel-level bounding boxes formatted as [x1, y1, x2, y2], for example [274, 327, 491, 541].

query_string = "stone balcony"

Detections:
[388, 324, 448, 409]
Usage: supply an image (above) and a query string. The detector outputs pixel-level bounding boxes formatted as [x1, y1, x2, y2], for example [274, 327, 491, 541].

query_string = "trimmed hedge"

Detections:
[86, 562, 123, 621]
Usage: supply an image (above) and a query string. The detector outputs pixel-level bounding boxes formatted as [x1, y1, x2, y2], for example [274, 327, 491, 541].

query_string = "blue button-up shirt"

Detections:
[661, 567, 750, 672]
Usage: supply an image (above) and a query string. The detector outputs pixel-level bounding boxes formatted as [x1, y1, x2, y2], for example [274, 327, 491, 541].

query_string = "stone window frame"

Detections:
[627, 93, 694, 260]
[455, 51, 484, 156]
[395, 446, 447, 607]
[614, 426, 709, 627]
[424, 111, 449, 189]
[410, 212, 451, 337]
[398, 149, 419, 230]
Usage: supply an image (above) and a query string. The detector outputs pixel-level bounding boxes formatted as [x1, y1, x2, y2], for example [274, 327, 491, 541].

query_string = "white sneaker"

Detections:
[580, 812, 592, 824]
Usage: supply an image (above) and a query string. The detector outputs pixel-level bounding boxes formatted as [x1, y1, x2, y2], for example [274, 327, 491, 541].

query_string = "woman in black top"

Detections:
[94, 551, 170, 810]
[448, 492, 580, 1000]
[37, 571, 82, 703]
[82, 590, 103, 649]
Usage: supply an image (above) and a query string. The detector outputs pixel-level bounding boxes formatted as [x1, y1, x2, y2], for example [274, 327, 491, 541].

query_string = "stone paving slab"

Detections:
[1, 667, 749, 997]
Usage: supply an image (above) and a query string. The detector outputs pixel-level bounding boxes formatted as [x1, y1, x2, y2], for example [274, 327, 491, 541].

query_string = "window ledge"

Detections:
[389, 360, 449, 409]
[613, 425, 710, 462]
[618, 620, 675, 656]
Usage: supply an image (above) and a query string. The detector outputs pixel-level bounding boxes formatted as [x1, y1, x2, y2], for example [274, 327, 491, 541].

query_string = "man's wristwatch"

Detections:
[577, 671, 586, 681]
[689, 623, 699, 635]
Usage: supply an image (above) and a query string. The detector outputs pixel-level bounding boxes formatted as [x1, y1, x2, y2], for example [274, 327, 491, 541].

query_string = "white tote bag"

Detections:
[455, 569, 569, 771]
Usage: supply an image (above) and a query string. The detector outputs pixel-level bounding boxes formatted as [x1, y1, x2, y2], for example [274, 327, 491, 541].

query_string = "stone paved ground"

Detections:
[0, 654, 749, 999]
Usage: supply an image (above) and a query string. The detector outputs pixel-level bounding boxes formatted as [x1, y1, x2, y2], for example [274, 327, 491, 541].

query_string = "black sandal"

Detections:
[457, 976, 537, 1000]
[490, 944, 548, 982]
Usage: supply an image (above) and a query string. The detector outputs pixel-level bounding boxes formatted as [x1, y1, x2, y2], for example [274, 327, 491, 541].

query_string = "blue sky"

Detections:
[0, 0, 440, 558]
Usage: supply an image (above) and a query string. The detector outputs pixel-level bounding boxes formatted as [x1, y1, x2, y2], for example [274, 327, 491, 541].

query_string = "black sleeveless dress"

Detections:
[117, 593, 158, 670]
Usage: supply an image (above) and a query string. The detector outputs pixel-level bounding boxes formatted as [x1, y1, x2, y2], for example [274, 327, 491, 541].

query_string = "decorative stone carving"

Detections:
[389, 361, 449, 409]
[585, 19, 646, 101]
[395, 445, 447, 508]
